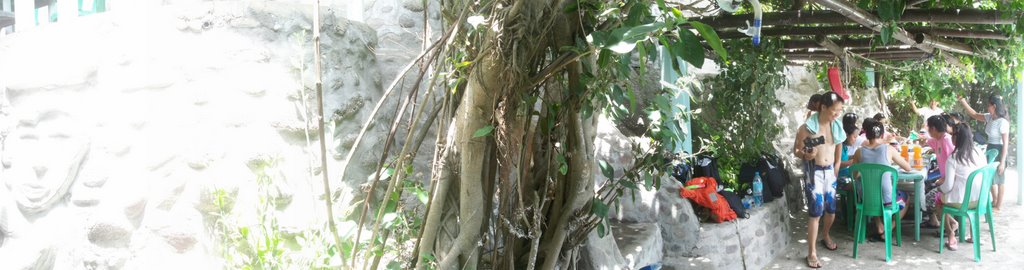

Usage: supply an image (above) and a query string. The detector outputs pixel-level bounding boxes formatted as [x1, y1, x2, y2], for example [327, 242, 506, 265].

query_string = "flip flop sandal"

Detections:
[807, 256, 822, 269]
[821, 239, 838, 251]
[947, 238, 959, 251]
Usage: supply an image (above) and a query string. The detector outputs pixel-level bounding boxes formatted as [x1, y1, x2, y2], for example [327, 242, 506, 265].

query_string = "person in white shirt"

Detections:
[937, 123, 986, 250]
[958, 94, 1011, 212]
[912, 99, 944, 132]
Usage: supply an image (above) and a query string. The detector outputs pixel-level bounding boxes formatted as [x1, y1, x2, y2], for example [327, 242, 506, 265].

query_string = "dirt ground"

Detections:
[767, 169, 1024, 269]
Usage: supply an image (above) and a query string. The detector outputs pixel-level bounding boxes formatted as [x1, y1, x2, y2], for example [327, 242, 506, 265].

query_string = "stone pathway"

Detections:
[768, 169, 1024, 269]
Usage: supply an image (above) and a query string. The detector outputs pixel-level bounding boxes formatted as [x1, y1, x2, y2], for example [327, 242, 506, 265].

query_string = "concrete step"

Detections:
[610, 221, 663, 269]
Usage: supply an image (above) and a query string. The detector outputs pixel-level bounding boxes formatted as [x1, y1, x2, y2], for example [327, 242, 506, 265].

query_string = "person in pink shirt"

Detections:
[923, 115, 954, 228]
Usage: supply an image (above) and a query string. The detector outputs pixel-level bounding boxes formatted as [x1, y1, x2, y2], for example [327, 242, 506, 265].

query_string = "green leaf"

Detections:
[857, 0, 871, 10]
[620, 179, 638, 190]
[598, 160, 614, 179]
[589, 31, 609, 48]
[654, 95, 672, 115]
[671, 8, 683, 20]
[386, 261, 403, 270]
[591, 198, 609, 218]
[894, 0, 906, 20]
[622, 23, 666, 43]
[644, 173, 654, 190]
[880, 25, 893, 45]
[412, 186, 429, 205]
[597, 220, 607, 237]
[675, 29, 705, 68]
[689, 21, 727, 61]
[472, 125, 495, 138]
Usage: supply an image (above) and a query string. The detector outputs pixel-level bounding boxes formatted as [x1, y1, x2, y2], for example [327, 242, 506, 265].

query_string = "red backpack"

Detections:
[679, 177, 737, 223]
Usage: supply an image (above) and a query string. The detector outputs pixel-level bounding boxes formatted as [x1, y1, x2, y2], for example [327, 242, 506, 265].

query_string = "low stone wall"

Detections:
[661, 195, 791, 270]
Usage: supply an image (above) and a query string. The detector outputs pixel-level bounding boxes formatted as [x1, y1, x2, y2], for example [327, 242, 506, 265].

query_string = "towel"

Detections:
[805, 112, 847, 144]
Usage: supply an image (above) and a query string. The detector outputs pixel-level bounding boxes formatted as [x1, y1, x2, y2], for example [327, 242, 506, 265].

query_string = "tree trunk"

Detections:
[438, 60, 500, 269]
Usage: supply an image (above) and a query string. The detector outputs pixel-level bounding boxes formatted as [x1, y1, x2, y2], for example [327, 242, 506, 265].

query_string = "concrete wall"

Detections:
[0, 2, 392, 268]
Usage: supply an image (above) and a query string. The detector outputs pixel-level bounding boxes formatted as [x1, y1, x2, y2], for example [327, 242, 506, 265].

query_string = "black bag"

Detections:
[737, 160, 775, 203]
[692, 155, 721, 182]
[719, 190, 748, 218]
[737, 154, 788, 202]
[671, 160, 692, 184]
[760, 154, 790, 199]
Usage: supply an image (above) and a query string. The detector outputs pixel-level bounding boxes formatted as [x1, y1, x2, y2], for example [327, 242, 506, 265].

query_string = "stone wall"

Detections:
[582, 114, 790, 270]
[0, 2, 392, 269]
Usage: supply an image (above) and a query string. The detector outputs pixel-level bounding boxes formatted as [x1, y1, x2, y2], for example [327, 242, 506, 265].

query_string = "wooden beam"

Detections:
[815, 35, 861, 69]
[786, 53, 928, 61]
[915, 33, 975, 55]
[718, 25, 1008, 40]
[811, 0, 979, 60]
[907, 0, 929, 7]
[860, 50, 929, 58]
[784, 38, 875, 50]
[694, 9, 1016, 29]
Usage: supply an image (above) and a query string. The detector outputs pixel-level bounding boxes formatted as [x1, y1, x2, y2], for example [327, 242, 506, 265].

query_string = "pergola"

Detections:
[680, 0, 1024, 206]
[694, 2, 1012, 65]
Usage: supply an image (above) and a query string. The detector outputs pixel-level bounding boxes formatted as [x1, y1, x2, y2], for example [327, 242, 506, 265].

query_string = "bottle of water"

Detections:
[752, 172, 764, 207]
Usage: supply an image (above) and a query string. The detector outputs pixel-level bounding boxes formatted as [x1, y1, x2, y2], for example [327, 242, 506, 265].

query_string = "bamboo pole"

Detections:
[311, 0, 344, 266]
[695, 9, 1016, 29]
[719, 26, 1008, 40]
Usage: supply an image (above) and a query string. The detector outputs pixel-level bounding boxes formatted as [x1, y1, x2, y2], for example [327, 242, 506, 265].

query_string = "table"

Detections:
[897, 169, 927, 241]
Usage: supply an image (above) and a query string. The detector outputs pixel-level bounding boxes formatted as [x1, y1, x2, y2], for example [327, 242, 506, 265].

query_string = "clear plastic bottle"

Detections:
[752, 172, 763, 207]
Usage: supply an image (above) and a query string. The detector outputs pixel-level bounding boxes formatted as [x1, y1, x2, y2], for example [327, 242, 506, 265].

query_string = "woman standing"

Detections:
[958, 95, 1010, 212]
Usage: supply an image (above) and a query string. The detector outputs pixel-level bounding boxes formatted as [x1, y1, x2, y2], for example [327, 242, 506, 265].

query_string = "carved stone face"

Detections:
[1, 110, 88, 216]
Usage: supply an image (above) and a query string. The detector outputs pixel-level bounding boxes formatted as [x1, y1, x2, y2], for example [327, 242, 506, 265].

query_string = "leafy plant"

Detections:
[693, 38, 788, 190]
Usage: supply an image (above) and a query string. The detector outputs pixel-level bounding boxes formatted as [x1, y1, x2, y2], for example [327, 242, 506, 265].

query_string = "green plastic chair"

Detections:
[939, 163, 997, 262]
[839, 183, 858, 232]
[985, 149, 999, 163]
[850, 163, 902, 262]
[981, 148, 999, 224]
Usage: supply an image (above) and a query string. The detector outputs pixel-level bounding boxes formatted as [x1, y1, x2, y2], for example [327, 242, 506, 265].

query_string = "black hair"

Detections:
[927, 115, 947, 133]
[873, 113, 886, 121]
[842, 113, 859, 136]
[989, 95, 1008, 119]
[819, 91, 845, 109]
[863, 118, 885, 140]
[943, 112, 963, 127]
[950, 122, 976, 164]
[806, 93, 823, 111]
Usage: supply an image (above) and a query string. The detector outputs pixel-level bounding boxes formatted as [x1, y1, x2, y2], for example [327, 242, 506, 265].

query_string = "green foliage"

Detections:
[212, 157, 337, 270]
[693, 38, 788, 190]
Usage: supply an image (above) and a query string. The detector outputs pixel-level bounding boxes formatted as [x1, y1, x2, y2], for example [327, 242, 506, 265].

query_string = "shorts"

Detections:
[987, 144, 1005, 184]
[804, 164, 837, 217]
[884, 191, 908, 210]
[925, 188, 942, 212]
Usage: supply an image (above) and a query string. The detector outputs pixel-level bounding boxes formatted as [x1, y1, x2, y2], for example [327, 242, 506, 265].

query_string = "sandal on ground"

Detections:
[806, 256, 822, 268]
[821, 239, 838, 251]
[947, 236, 959, 251]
